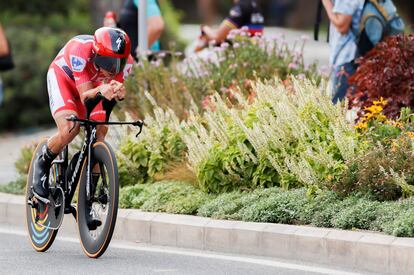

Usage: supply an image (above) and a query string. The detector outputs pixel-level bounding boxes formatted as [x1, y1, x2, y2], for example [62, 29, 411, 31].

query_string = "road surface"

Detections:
[0, 226, 362, 275]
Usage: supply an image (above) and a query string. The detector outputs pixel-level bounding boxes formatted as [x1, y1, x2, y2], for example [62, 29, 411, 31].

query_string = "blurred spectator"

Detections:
[322, 0, 364, 104]
[197, 0, 219, 25]
[118, 0, 165, 57]
[103, 11, 118, 28]
[195, 0, 264, 52]
[266, 0, 297, 26]
[0, 22, 14, 106]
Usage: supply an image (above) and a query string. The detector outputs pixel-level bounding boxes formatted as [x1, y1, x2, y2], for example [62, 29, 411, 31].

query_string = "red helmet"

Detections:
[93, 27, 131, 74]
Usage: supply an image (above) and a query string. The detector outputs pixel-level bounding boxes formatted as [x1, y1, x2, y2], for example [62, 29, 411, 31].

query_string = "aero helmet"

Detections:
[93, 27, 131, 74]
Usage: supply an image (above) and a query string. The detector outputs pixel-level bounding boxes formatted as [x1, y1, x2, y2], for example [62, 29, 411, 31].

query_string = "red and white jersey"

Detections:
[46, 35, 134, 121]
[50, 35, 134, 89]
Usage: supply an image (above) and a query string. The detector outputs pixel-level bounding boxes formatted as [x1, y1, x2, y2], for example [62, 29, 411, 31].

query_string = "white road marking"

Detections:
[0, 226, 362, 275]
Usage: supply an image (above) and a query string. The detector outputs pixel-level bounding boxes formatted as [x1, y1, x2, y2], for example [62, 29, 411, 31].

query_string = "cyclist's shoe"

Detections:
[32, 155, 50, 204]
[32, 145, 58, 205]
[86, 204, 102, 231]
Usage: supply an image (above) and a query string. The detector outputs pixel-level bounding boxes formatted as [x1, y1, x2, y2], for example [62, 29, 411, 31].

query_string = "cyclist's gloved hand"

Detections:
[110, 80, 126, 101]
[100, 83, 117, 100]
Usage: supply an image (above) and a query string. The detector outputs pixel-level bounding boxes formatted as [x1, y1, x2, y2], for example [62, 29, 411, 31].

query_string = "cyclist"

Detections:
[32, 27, 134, 230]
[118, 0, 165, 57]
[195, 0, 264, 52]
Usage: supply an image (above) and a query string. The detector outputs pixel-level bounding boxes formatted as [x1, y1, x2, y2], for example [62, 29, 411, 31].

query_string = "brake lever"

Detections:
[66, 115, 78, 133]
[134, 120, 144, 137]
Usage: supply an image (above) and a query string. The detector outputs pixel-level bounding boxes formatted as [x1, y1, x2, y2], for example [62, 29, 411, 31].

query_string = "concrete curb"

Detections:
[1, 192, 413, 274]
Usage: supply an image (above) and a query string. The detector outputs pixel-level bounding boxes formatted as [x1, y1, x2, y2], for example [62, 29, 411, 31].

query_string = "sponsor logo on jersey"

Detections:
[70, 55, 86, 72]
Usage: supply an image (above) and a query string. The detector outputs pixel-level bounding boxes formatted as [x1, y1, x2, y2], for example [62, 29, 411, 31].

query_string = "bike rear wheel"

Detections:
[77, 141, 119, 258]
[25, 139, 59, 252]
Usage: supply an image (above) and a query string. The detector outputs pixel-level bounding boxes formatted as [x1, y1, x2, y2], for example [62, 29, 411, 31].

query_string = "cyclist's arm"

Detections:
[77, 82, 116, 103]
[202, 23, 231, 44]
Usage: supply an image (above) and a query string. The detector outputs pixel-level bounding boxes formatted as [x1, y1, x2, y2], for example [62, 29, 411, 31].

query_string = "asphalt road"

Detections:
[0, 227, 360, 275]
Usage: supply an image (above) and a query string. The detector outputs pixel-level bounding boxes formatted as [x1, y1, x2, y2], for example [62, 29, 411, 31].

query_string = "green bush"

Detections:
[182, 79, 357, 193]
[197, 191, 247, 219]
[390, 208, 414, 237]
[235, 188, 307, 224]
[0, 3, 92, 132]
[331, 198, 381, 230]
[0, 177, 26, 195]
[119, 181, 210, 214]
[15, 142, 37, 176]
[298, 190, 341, 226]
[158, 0, 187, 52]
[140, 181, 209, 214]
[119, 184, 150, 209]
[336, 134, 414, 201]
[117, 108, 187, 187]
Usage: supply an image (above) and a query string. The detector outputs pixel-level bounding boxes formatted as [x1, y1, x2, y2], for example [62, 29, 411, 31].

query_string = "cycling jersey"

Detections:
[47, 35, 133, 121]
[223, 0, 264, 36]
[119, 0, 162, 54]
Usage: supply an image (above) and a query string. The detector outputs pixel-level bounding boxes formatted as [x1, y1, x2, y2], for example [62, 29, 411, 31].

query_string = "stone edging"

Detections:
[1, 192, 413, 274]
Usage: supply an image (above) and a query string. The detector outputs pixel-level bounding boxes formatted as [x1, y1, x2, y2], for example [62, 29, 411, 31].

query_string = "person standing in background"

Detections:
[0, 22, 15, 106]
[197, 0, 219, 25]
[195, 0, 264, 52]
[322, 0, 364, 103]
[118, 0, 165, 58]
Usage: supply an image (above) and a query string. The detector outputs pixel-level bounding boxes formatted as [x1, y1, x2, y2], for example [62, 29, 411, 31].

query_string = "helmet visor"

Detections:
[94, 55, 127, 75]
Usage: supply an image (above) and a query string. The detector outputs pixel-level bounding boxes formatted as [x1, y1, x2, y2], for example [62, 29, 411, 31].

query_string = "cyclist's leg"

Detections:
[33, 67, 82, 201]
[48, 110, 80, 154]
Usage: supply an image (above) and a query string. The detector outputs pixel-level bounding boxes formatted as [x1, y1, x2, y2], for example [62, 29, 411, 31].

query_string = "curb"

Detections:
[1, 192, 413, 274]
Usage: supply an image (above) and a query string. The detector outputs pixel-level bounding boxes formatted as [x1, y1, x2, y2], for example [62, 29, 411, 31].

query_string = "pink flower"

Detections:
[202, 96, 211, 110]
[233, 42, 241, 48]
[221, 42, 230, 49]
[227, 33, 236, 40]
[288, 63, 298, 70]
[170, 76, 178, 83]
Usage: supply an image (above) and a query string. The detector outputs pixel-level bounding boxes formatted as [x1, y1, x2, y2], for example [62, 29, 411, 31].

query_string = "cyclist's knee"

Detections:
[58, 123, 80, 145]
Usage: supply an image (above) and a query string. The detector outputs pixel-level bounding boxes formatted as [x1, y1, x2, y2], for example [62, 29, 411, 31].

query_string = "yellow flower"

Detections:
[373, 97, 388, 106]
[355, 122, 368, 130]
[406, 132, 414, 140]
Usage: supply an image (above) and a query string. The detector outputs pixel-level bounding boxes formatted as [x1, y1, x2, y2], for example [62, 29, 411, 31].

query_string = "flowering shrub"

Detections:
[348, 34, 414, 119]
[182, 78, 358, 193]
[117, 104, 187, 187]
[337, 102, 414, 201]
[124, 31, 322, 119]
[335, 134, 414, 201]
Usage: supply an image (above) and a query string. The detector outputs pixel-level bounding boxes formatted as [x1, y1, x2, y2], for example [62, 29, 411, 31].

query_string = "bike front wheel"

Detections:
[77, 141, 119, 258]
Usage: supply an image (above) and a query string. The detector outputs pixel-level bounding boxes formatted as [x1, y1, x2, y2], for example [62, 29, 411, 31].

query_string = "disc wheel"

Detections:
[25, 139, 59, 252]
[77, 141, 119, 258]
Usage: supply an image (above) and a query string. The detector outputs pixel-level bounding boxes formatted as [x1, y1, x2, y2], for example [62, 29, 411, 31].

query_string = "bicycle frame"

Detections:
[56, 116, 143, 217]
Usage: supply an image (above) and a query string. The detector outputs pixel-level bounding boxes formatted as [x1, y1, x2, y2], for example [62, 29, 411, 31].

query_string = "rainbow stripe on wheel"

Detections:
[30, 206, 50, 245]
